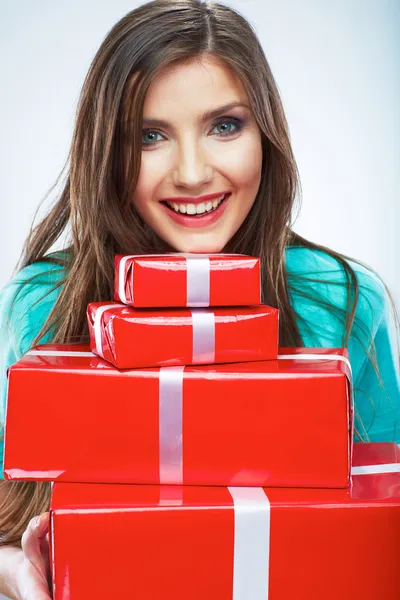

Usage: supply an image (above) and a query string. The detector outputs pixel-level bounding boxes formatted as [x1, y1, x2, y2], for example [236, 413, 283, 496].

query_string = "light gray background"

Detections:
[0, 2, 398, 594]
[0, 0, 399, 306]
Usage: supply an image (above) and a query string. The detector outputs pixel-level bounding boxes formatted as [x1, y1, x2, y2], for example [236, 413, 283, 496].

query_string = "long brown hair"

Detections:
[1, 0, 398, 548]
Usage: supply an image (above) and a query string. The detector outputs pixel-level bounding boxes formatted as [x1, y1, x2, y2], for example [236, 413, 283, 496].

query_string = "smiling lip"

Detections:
[161, 193, 231, 228]
[160, 192, 229, 204]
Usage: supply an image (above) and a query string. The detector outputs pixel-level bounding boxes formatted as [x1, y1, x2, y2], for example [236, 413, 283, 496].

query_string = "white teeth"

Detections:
[166, 193, 228, 215]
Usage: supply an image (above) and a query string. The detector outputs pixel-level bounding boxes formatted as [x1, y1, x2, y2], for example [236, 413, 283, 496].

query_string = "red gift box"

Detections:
[4, 346, 352, 488]
[114, 253, 261, 307]
[87, 302, 279, 368]
[49, 443, 400, 600]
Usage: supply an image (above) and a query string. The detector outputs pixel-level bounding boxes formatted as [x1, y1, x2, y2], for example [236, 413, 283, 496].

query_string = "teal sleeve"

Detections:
[352, 286, 400, 442]
[286, 246, 400, 443]
[0, 261, 64, 479]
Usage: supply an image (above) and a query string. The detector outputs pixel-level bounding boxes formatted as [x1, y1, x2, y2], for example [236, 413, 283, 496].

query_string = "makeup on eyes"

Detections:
[141, 101, 251, 128]
[141, 114, 249, 147]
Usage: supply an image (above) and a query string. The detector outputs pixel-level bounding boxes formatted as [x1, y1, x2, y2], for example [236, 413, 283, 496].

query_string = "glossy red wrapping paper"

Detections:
[87, 302, 279, 368]
[114, 253, 261, 307]
[4, 345, 352, 488]
[49, 443, 400, 600]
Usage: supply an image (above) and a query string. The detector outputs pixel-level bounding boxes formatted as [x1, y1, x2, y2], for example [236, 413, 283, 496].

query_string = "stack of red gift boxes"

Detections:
[3, 254, 400, 599]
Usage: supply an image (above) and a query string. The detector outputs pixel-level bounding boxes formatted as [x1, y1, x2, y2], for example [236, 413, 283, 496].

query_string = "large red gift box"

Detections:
[49, 443, 400, 600]
[4, 346, 352, 488]
[114, 253, 261, 307]
[87, 302, 279, 368]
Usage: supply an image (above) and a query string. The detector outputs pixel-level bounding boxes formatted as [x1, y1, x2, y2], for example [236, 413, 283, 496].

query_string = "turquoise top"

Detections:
[0, 247, 399, 479]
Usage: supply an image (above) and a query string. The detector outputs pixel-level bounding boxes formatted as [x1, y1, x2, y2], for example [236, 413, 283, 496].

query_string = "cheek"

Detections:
[132, 156, 166, 211]
[218, 137, 262, 190]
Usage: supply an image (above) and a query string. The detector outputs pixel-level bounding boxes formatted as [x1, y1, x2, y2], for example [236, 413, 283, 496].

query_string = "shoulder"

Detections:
[286, 244, 381, 283]
[6, 251, 68, 286]
[1, 252, 67, 313]
[0, 252, 68, 355]
[285, 245, 386, 314]
[285, 245, 389, 346]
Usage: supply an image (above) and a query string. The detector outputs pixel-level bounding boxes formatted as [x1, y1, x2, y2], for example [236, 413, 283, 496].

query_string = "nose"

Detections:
[172, 138, 213, 189]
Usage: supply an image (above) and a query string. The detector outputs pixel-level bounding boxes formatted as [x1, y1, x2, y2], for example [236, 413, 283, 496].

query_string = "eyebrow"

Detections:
[142, 101, 250, 128]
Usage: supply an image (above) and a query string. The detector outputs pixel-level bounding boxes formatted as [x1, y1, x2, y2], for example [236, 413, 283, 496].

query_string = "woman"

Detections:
[0, 1, 399, 598]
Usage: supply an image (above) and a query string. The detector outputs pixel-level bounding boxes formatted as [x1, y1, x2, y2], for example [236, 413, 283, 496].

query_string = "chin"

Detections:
[173, 240, 225, 254]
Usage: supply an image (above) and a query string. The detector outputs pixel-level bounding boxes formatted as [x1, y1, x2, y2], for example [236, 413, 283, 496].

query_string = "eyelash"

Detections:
[141, 116, 244, 147]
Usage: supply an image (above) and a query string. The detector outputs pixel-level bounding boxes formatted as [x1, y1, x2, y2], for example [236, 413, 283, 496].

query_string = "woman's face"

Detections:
[132, 55, 263, 253]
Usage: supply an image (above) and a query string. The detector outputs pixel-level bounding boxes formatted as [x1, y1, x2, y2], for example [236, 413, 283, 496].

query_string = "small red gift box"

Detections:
[49, 443, 400, 600]
[4, 346, 352, 488]
[87, 302, 279, 368]
[114, 253, 261, 307]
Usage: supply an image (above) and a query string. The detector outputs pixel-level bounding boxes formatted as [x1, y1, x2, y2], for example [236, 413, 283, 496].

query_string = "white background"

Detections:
[0, 0, 399, 308]
[0, 2, 398, 595]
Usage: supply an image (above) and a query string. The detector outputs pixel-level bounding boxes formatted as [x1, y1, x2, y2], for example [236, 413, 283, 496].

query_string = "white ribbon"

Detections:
[186, 257, 211, 306]
[93, 303, 124, 358]
[26, 350, 94, 357]
[159, 366, 184, 485]
[158, 486, 184, 506]
[191, 309, 215, 363]
[118, 256, 134, 304]
[351, 463, 400, 475]
[228, 486, 270, 599]
[277, 353, 352, 378]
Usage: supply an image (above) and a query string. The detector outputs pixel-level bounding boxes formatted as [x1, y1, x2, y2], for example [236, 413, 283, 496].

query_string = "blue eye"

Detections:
[211, 117, 242, 136]
[142, 116, 243, 147]
[142, 131, 163, 145]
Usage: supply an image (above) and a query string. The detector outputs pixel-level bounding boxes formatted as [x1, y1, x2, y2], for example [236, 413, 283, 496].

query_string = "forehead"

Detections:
[143, 55, 249, 113]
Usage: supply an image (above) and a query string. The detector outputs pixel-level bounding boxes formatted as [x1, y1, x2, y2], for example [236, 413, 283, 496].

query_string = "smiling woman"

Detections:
[0, 0, 399, 597]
